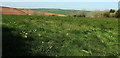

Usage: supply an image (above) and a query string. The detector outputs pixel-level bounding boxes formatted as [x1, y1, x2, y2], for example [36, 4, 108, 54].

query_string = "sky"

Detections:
[1, 2, 118, 11]
[1, 0, 119, 2]
[1, 0, 118, 11]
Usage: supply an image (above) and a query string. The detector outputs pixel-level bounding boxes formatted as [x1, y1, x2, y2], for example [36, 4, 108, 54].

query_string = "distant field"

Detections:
[2, 15, 119, 56]
[1, 7, 67, 16]
[30, 9, 90, 15]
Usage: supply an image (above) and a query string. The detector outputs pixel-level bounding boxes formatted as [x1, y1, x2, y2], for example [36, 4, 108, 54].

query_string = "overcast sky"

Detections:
[1, 0, 119, 2]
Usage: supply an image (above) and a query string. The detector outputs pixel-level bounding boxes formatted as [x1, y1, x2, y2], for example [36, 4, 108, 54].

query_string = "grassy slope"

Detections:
[2, 15, 119, 56]
[29, 9, 90, 15]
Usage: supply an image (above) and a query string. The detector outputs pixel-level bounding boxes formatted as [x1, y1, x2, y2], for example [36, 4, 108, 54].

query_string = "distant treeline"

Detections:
[69, 9, 120, 18]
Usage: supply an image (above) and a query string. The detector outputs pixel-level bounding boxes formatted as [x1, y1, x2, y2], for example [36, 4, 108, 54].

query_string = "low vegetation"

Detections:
[2, 15, 119, 56]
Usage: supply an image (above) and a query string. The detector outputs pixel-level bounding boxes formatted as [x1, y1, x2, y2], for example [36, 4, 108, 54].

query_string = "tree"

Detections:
[109, 9, 115, 13]
[115, 9, 120, 18]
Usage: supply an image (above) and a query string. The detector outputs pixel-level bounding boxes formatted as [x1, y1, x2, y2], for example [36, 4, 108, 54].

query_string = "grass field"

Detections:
[2, 15, 119, 56]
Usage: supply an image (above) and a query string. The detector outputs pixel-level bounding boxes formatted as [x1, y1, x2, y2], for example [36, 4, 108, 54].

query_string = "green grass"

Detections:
[2, 15, 119, 56]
